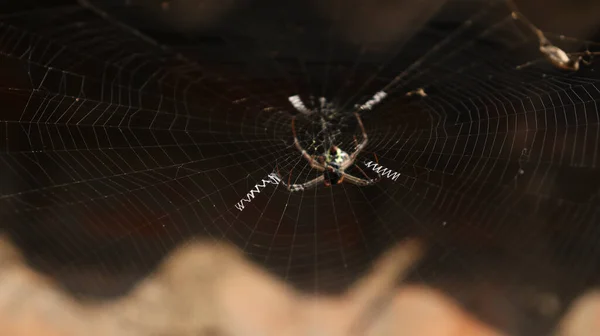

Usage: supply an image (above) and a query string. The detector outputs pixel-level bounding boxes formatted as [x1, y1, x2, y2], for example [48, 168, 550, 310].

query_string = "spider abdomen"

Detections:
[324, 170, 343, 185]
[325, 163, 343, 185]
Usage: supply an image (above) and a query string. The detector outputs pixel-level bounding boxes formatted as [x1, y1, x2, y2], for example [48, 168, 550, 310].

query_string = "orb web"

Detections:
[0, 0, 599, 333]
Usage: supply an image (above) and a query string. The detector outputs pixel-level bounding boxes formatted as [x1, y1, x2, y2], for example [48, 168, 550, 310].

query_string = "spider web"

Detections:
[1, 0, 599, 334]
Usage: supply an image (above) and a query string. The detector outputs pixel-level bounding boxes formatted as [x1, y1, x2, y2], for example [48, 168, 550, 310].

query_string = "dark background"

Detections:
[0, 0, 599, 335]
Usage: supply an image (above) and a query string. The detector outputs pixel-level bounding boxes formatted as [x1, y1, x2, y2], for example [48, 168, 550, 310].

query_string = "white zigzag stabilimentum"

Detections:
[364, 161, 400, 181]
[235, 173, 281, 211]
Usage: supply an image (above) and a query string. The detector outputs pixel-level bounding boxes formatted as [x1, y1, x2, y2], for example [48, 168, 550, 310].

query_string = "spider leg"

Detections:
[354, 163, 372, 180]
[342, 172, 380, 187]
[515, 58, 546, 70]
[349, 135, 382, 181]
[357, 153, 381, 180]
[508, 4, 546, 42]
[292, 117, 326, 172]
[275, 164, 320, 192]
[580, 50, 600, 65]
[343, 112, 368, 170]
[516, 51, 598, 71]
[354, 136, 378, 158]
[509, 5, 581, 71]
[582, 57, 591, 66]
[354, 136, 379, 162]
[370, 153, 382, 179]
[274, 164, 286, 186]
[283, 175, 325, 192]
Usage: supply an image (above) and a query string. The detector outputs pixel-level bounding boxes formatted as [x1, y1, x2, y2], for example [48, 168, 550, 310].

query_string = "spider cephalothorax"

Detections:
[277, 113, 380, 192]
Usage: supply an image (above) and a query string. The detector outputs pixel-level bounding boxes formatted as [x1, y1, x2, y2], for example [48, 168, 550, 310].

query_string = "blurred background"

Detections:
[0, 0, 599, 335]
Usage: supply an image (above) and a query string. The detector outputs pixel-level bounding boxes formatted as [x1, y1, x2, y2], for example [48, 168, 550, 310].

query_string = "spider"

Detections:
[510, 10, 597, 71]
[277, 112, 380, 192]
[522, 27, 595, 71]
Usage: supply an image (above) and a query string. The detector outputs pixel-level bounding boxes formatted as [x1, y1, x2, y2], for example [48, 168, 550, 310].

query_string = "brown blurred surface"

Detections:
[0, 235, 506, 336]
[2, 233, 600, 336]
